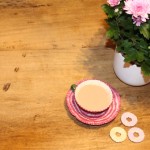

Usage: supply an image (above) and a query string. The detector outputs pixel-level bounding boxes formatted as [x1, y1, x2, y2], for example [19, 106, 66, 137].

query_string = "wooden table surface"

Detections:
[0, 0, 150, 149]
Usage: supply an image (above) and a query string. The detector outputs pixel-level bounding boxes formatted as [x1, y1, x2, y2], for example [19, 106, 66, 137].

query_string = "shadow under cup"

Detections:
[74, 80, 113, 112]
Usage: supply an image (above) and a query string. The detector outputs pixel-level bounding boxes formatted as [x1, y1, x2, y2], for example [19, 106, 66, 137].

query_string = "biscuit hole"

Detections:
[116, 132, 121, 137]
[127, 117, 132, 122]
[134, 132, 139, 137]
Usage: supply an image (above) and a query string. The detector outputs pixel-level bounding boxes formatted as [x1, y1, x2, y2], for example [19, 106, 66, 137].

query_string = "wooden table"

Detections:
[0, 0, 149, 149]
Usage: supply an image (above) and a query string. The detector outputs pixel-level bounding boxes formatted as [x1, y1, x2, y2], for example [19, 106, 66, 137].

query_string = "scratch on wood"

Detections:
[53, 44, 58, 49]
[22, 53, 26, 57]
[27, 21, 34, 24]
[33, 114, 40, 121]
[47, 4, 53, 6]
[14, 12, 18, 15]
[14, 67, 19, 72]
[82, 45, 88, 48]
[3, 83, 11, 92]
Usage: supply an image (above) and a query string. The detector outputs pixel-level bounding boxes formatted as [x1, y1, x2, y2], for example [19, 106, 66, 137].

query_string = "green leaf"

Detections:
[102, 4, 115, 18]
[138, 38, 148, 49]
[118, 15, 133, 30]
[141, 63, 150, 76]
[124, 49, 137, 62]
[70, 84, 77, 92]
[121, 40, 132, 49]
[106, 29, 114, 38]
[106, 19, 118, 28]
[106, 28, 119, 40]
[136, 51, 144, 62]
[140, 23, 150, 39]
[116, 45, 122, 52]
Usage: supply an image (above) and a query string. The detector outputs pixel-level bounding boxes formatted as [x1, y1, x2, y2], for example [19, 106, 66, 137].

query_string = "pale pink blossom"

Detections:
[124, 0, 150, 25]
[107, 0, 121, 7]
[132, 16, 143, 26]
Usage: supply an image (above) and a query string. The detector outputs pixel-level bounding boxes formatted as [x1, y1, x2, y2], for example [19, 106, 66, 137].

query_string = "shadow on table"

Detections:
[80, 29, 116, 84]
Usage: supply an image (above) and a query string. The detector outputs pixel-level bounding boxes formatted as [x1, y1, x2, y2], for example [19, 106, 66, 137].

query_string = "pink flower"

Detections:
[124, 0, 150, 25]
[107, 0, 121, 7]
[132, 16, 143, 26]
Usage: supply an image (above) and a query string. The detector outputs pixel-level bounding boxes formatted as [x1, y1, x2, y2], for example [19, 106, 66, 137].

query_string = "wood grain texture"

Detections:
[0, 0, 149, 149]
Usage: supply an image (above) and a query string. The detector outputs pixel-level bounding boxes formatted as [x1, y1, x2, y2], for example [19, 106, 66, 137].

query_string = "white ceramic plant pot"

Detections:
[113, 51, 150, 86]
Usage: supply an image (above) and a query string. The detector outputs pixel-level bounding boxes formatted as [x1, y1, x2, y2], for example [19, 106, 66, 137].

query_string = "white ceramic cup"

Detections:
[75, 80, 113, 112]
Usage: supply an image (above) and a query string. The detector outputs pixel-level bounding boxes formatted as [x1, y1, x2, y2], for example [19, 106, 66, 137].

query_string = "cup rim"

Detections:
[74, 79, 113, 112]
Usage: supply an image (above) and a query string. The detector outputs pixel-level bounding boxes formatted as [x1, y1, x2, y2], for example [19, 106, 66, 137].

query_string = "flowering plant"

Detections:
[102, 0, 150, 75]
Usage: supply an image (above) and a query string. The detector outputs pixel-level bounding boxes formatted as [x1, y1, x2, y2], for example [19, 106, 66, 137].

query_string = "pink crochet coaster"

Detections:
[66, 81, 121, 125]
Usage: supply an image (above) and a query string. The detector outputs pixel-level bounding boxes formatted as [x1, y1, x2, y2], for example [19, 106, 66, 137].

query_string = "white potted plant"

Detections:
[102, 0, 150, 86]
